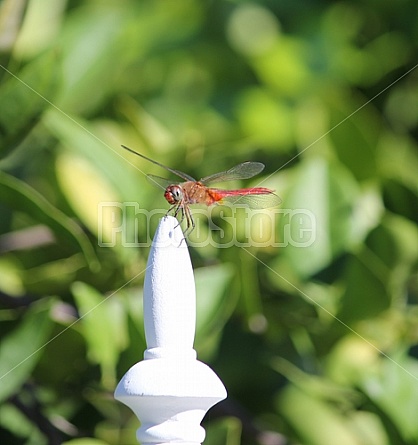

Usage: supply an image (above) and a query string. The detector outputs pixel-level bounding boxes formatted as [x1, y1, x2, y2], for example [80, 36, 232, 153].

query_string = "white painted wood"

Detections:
[115, 216, 227, 444]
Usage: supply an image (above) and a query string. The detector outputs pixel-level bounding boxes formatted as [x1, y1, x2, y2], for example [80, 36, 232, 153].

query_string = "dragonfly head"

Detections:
[164, 185, 183, 204]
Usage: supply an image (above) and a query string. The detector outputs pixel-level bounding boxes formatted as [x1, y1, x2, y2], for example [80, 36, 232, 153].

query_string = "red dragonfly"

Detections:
[122, 145, 281, 233]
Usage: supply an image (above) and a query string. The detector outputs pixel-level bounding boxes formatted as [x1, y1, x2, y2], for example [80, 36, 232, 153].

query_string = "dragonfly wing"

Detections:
[201, 161, 265, 184]
[217, 191, 282, 209]
[146, 174, 175, 190]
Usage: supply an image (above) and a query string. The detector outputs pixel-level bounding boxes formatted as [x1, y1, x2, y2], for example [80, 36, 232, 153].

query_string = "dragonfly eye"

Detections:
[164, 185, 183, 204]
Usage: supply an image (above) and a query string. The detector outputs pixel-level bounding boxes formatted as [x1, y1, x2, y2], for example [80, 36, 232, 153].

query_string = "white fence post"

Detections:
[115, 216, 227, 444]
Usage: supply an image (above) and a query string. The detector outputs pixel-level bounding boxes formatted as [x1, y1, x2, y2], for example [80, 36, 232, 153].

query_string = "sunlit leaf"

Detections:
[326, 335, 380, 386]
[72, 281, 127, 388]
[0, 0, 27, 56]
[251, 37, 310, 96]
[55, 151, 121, 240]
[44, 109, 144, 205]
[277, 385, 361, 445]
[235, 87, 294, 149]
[362, 355, 418, 442]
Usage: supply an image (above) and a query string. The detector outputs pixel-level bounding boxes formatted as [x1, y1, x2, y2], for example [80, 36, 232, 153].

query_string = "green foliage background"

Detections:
[1, 1, 418, 444]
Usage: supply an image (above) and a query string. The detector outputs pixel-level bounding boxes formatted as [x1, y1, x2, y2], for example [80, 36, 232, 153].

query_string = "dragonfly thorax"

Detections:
[164, 185, 183, 204]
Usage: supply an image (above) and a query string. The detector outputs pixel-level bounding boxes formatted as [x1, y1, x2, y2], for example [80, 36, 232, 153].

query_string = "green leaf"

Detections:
[0, 172, 99, 271]
[204, 417, 242, 445]
[56, 4, 133, 115]
[0, 51, 59, 156]
[0, 301, 53, 402]
[366, 213, 418, 274]
[44, 109, 144, 205]
[277, 157, 360, 277]
[56, 2, 202, 115]
[235, 87, 294, 149]
[72, 282, 127, 388]
[277, 385, 361, 445]
[338, 214, 418, 323]
[362, 356, 418, 442]
[0, 402, 47, 444]
[382, 178, 418, 224]
[195, 264, 236, 359]
[0, 0, 26, 57]
[329, 96, 380, 181]
[337, 251, 390, 323]
[63, 440, 111, 445]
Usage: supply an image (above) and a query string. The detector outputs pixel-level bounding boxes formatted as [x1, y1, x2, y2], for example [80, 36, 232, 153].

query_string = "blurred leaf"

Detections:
[362, 355, 418, 442]
[0, 171, 99, 271]
[272, 357, 359, 407]
[55, 151, 121, 239]
[72, 282, 128, 389]
[337, 251, 390, 323]
[325, 335, 380, 386]
[204, 416, 242, 445]
[384, 83, 418, 132]
[366, 213, 418, 275]
[0, 0, 27, 56]
[227, 3, 280, 57]
[13, 0, 67, 59]
[382, 178, 418, 224]
[329, 97, 380, 181]
[338, 213, 418, 323]
[277, 385, 361, 445]
[19, 253, 90, 295]
[63, 440, 110, 445]
[0, 300, 53, 402]
[0, 256, 25, 295]
[0, 402, 47, 444]
[56, 3, 132, 115]
[364, 32, 411, 81]
[0, 51, 59, 156]
[235, 87, 294, 149]
[349, 185, 384, 245]
[56, 1, 202, 115]
[35, 307, 87, 389]
[346, 411, 389, 445]
[277, 157, 359, 277]
[45, 109, 143, 204]
[378, 133, 418, 192]
[251, 37, 310, 97]
[195, 263, 236, 359]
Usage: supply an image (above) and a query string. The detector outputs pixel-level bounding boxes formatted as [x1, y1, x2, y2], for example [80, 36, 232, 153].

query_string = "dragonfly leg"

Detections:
[174, 205, 185, 226]
[166, 202, 193, 238]
[183, 205, 195, 237]
[176, 206, 186, 224]
[167, 203, 185, 230]
[166, 203, 179, 216]
[166, 203, 182, 222]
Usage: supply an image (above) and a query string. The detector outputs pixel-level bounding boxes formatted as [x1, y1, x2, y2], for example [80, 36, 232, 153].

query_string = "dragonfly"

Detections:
[122, 145, 281, 234]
